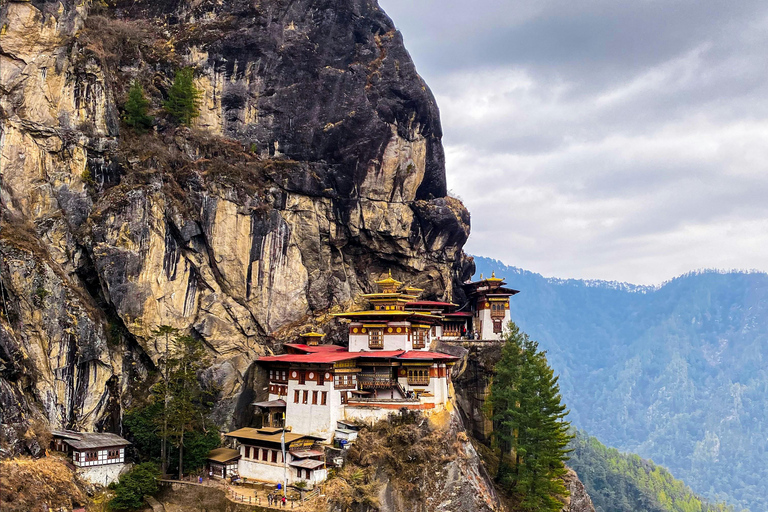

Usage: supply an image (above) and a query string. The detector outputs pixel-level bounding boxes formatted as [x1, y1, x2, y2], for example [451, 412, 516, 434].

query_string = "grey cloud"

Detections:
[379, 0, 768, 284]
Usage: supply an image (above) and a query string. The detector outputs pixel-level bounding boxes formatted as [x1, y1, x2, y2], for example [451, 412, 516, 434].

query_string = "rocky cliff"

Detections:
[0, 0, 471, 450]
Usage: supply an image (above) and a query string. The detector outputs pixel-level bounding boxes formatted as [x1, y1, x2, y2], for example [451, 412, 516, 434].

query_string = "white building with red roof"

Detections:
[254, 273, 461, 442]
[228, 270, 521, 487]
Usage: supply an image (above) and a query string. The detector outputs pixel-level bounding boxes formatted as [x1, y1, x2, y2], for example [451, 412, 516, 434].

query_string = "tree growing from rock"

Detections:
[123, 80, 153, 132]
[488, 322, 573, 512]
[163, 68, 202, 126]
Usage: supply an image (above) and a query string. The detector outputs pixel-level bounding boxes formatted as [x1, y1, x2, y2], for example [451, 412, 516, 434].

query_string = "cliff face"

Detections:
[0, 0, 470, 448]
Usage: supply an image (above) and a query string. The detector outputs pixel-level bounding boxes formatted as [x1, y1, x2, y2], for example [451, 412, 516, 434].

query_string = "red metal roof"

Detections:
[355, 350, 405, 358]
[283, 343, 345, 353]
[406, 301, 456, 307]
[258, 352, 359, 364]
[397, 351, 459, 361]
[444, 312, 473, 317]
[259, 350, 457, 363]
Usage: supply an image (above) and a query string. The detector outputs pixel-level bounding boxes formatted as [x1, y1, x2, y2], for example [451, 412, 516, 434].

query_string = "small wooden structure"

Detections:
[51, 430, 131, 485]
[207, 447, 241, 479]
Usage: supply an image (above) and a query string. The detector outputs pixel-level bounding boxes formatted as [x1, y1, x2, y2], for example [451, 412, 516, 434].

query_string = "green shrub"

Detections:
[109, 462, 160, 510]
[33, 287, 50, 304]
[81, 168, 96, 186]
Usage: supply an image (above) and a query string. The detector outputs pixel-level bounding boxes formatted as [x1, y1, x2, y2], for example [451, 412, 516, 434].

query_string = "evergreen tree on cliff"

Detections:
[164, 68, 202, 126]
[164, 335, 215, 479]
[123, 80, 153, 132]
[488, 322, 573, 512]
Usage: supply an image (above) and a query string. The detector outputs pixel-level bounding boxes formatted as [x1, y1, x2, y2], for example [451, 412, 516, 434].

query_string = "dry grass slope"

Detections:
[0, 455, 86, 512]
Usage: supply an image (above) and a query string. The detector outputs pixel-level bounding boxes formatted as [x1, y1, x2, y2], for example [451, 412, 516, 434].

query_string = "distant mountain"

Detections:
[569, 431, 734, 512]
[473, 256, 768, 511]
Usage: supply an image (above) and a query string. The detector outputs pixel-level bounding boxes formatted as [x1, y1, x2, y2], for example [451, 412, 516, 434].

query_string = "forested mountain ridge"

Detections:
[473, 256, 768, 511]
[568, 431, 735, 512]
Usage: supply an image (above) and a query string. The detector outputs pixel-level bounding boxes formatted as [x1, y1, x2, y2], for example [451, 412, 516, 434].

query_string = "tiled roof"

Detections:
[289, 459, 325, 470]
[397, 351, 458, 361]
[207, 447, 241, 463]
[356, 350, 405, 358]
[289, 449, 324, 458]
[258, 352, 360, 364]
[54, 432, 131, 450]
[252, 399, 287, 408]
[225, 427, 322, 444]
[405, 301, 457, 307]
[260, 349, 457, 363]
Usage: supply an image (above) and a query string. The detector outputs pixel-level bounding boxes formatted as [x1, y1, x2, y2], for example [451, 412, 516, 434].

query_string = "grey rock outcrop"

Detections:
[0, 0, 470, 446]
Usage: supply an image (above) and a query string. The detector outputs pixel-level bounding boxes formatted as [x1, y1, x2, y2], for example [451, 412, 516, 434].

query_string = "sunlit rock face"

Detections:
[0, 0, 471, 447]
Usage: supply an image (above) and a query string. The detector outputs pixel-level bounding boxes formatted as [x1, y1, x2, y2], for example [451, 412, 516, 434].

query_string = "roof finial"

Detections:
[388, 269, 392, 278]
[480, 273, 484, 280]
[492, 271, 496, 278]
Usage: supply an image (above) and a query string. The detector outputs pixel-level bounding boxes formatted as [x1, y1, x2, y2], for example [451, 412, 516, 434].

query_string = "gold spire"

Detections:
[487, 271, 503, 282]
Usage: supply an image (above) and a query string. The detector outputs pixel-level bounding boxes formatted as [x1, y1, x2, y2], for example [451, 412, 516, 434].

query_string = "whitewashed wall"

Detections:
[78, 462, 129, 486]
[72, 447, 125, 467]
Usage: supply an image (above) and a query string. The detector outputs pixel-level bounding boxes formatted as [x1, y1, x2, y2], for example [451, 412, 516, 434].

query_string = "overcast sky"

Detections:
[378, 0, 768, 285]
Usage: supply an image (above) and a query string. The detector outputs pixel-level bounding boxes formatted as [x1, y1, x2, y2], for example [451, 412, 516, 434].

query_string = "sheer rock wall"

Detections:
[0, 0, 471, 447]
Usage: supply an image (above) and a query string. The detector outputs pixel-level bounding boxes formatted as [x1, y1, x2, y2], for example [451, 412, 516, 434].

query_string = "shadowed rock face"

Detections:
[0, 0, 471, 448]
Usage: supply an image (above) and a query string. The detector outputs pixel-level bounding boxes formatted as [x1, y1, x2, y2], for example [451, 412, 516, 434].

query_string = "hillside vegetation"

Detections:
[568, 431, 736, 512]
[473, 256, 768, 511]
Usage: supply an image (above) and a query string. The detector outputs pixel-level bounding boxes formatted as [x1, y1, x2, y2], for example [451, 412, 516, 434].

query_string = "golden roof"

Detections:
[300, 331, 325, 337]
[486, 271, 503, 282]
[361, 293, 418, 301]
[332, 310, 443, 320]
[375, 269, 403, 286]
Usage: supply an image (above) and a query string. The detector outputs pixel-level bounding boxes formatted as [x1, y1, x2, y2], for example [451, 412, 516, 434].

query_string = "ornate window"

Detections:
[407, 368, 430, 386]
[412, 328, 426, 349]
[368, 329, 383, 348]
[490, 301, 506, 317]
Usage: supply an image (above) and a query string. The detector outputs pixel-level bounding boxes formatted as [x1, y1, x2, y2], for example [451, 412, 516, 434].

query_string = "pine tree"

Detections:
[488, 322, 574, 512]
[151, 325, 178, 477]
[164, 335, 213, 479]
[164, 67, 202, 126]
[123, 80, 153, 132]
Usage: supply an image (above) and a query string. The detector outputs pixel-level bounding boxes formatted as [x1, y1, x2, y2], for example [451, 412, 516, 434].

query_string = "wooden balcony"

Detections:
[358, 375, 396, 389]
